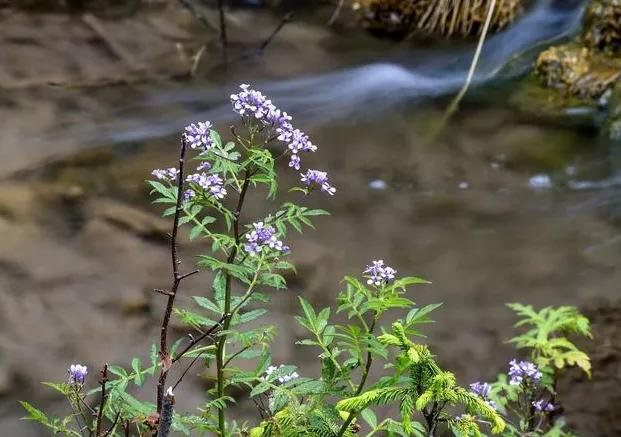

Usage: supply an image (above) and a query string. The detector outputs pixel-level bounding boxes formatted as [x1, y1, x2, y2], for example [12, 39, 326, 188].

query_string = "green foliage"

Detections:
[507, 303, 592, 376]
[21, 92, 594, 437]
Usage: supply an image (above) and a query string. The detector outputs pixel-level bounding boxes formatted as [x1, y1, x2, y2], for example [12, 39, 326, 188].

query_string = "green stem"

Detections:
[336, 317, 377, 436]
[216, 170, 251, 437]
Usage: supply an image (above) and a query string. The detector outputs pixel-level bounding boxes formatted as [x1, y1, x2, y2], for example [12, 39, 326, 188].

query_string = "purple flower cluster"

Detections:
[230, 84, 334, 193]
[231, 84, 291, 128]
[277, 128, 317, 170]
[68, 364, 87, 385]
[364, 260, 397, 287]
[184, 122, 215, 151]
[300, 170, 336, 195]
[152, 167, 179, 182]
[185, 172, 227, 200]
[508, 360, 542, 386]
[469, 382, 491, 398]
[532, 399, 555, 413]
[469, 381, 497, 410]
[244, 221, 289, 256]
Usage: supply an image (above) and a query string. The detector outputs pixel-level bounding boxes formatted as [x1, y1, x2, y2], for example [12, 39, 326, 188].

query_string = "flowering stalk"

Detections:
[215, 169, 252, 436]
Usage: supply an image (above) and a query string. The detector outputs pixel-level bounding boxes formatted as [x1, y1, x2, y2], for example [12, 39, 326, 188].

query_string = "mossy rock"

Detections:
[534, 43, 621, 99]
[352, 0, 523, 39]
[583, 0, 621, 52]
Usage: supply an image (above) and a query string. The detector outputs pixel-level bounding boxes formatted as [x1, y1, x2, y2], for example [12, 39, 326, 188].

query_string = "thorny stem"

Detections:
[95, 364, 109, 437]
[336, 317, 378, 436]
[216, 169, 252, 436]
[156, 137, 189, 414]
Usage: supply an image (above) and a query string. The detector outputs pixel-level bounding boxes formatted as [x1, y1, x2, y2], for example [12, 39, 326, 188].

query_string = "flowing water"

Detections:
[1, 0, 620, 434]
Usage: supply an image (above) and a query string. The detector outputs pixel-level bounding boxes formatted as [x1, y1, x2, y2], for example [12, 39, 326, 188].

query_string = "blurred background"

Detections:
[0, 0, 620, 435]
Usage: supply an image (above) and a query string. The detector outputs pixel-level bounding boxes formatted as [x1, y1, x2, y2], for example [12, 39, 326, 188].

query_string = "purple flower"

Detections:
[289, 154, 301, 170]
[508, 360, 542, 386]
[364, 260, 397, 287]
[152, 167, 179, 182]
[470, 382, 497, 410]
[244, 222, 288, 256]
[279, 128, 317, 154]
[184, 189, 196, 201]
[68, 364, 88, 385]
[230, 85, 291, 131]
[197, 161, 212, 171]
[184, 122, 215, 151]
[532, 399, 555, 413]
[470, 382, 491, 399]
[186, 173, 227, 200]
[300, 170, 336, 195]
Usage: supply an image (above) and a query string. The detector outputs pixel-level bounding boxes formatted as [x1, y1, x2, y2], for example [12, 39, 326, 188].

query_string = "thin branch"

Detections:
[156, 137, 189, 414]
[178, 0, 217, 33]
[95, 364, 109, 437]
[258, 12, 293, 54]
[171, 313, 228, 364]
[102, 411, 121, 437]
[171, 353, 203, 392]
[217, 0, 227, 58]
[426, 0, 497, 141]
[328, 0, 344, 26]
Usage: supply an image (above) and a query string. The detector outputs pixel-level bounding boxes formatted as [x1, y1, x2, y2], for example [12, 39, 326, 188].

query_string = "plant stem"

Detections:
[95, 364, 109, 437]
[336, 318, 377, 436]
[156, 137, 188, 414]
[216, 170, 252, 436]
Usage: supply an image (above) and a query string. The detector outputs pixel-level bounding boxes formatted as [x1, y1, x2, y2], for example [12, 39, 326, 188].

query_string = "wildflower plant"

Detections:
[20, 85, 593, 437]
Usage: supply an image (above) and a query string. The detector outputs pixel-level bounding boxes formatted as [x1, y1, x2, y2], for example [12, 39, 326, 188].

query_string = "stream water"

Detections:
[1, 0, 620, 434]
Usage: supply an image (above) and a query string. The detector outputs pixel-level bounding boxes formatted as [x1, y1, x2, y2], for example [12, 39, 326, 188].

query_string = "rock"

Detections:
[534, 43, 621, 99]
[583, 0, 621, 52]
[91, 199, 170, 241]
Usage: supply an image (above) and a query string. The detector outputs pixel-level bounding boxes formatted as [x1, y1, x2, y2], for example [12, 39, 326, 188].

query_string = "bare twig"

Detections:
[102, 411, 121, 437]
[258, 12, 293, 54]
[328, 0, 344, 26]
[171, 313, 228, 364]
[171, 352, 202, 392]
[178, 0, 217, 33]
[95, 364, 109, 437]
[427, 0, 497, 142]
[217, 0, 227, 58]
[155, 137, 189, 414]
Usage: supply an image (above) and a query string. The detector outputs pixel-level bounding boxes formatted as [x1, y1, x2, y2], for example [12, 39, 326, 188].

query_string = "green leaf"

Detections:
[360, 408, 377, 429]
[19, 401, 49, 424]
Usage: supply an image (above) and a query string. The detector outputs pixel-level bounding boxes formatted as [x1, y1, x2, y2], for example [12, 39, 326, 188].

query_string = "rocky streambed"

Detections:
[0, 1, 620, 435]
